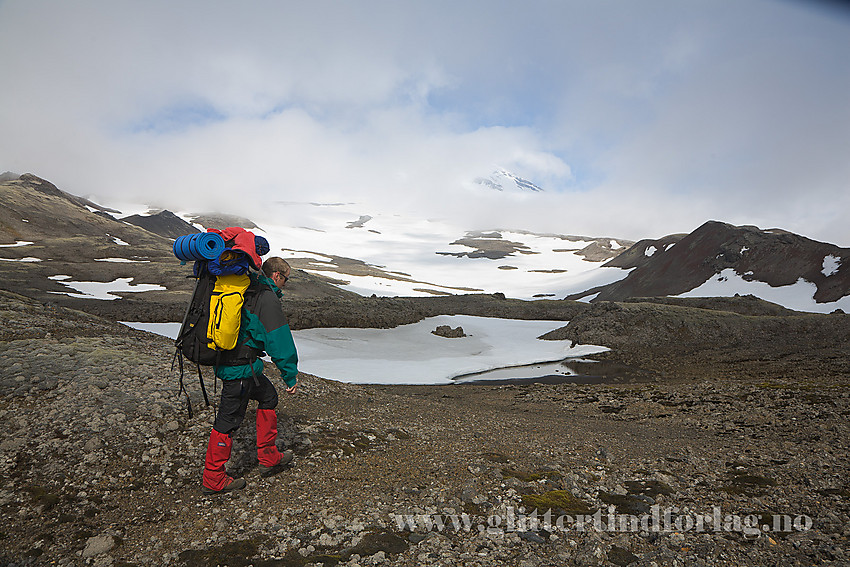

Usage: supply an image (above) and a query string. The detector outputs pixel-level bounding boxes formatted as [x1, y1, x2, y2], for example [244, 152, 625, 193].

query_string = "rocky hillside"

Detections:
[568, 221, 849, 306]
[2, 174, 850, 566]
[0, 174, 364, 322]
[541, 298, 850, 383]
[120, 210, 200, 239]
[2, 290, 850, 566]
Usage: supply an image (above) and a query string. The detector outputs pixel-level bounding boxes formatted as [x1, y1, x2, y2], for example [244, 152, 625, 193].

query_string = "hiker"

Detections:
[202, 256, 299, 495]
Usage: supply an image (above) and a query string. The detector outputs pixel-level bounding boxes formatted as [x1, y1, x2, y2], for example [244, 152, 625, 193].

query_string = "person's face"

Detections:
[271, 268, 290, 291]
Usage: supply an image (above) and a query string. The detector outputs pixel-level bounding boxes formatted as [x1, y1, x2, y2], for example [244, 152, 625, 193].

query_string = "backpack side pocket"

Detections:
[207, 274, 251, 351]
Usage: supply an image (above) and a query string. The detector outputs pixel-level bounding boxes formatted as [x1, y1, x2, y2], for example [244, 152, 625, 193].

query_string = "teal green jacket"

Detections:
[215, 272, 298, 388]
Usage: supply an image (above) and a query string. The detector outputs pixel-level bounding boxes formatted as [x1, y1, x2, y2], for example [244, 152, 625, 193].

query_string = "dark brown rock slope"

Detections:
[568, 221, 849, 305]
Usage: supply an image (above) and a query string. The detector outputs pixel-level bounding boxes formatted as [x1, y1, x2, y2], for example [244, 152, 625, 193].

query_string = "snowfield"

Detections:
[678, 268, 850, 314]
[223, 202, 635, 300]
[103, 200, 850, 385]
[121, 316, 608, 386]
[289, 315, 606, 385]
[48, 277, 166, 300]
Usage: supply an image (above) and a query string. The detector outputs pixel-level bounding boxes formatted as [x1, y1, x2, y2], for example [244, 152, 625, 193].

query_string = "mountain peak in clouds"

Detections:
[474, 169, 543, 193]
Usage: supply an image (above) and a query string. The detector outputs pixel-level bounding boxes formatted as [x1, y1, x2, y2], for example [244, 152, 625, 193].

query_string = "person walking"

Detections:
[202, 257, 299, 495]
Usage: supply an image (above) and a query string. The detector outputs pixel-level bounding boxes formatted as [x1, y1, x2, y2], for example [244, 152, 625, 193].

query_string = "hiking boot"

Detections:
[258, 450, 293, 477]
[202, 476, 247, 495]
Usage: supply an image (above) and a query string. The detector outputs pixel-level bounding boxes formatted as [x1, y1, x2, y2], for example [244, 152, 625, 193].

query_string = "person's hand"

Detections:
[285, 383, 298, 395]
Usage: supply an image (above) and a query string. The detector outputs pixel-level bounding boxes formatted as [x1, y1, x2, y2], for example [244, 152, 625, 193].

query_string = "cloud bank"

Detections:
[1, 0, 848, 243]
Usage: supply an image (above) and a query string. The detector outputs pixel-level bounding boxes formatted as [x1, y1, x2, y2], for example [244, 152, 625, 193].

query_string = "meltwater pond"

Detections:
[453, 358, 656, 385]
[122, 315, 612, 386]
[291, 315, 608, 385]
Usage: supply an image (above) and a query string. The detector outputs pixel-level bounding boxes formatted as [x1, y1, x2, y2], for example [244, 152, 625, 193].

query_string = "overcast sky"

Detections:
[1, 0, 848, 244]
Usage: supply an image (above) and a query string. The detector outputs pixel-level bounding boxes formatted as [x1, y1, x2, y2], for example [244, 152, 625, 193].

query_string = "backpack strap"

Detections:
[196, 362, 211, 408]
[171, 348, 191, 419]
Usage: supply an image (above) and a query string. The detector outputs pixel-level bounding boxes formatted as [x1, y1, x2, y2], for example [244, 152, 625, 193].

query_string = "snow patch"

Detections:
[0, 257, 41, 262]
[119, 316, 607, 386]
[0, 241, 34, 248]
[94, 258, 150, 263]
[48, 277, 166, 300]
[678, 268, 850, 313]
[252, 203, 634, 300]
[822, 255, 841, 277]
[644, 246, 657, 257]
[121, 322, 181, 338]
[292, 315, 607, 385]
[306, 271, 470, 298]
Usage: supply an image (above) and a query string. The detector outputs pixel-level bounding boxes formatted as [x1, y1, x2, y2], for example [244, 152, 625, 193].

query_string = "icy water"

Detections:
[452, 358, 654, 385]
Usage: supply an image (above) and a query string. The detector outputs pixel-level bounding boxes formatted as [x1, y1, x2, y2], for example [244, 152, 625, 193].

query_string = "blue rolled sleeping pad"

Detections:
[173, 232, 226, 262]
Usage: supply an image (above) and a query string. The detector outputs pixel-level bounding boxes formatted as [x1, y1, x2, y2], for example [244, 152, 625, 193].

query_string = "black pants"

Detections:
[213, 373, 279, 435]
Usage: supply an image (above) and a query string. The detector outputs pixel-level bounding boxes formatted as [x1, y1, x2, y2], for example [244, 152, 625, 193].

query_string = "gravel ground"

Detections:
[1, 290, 849, 566]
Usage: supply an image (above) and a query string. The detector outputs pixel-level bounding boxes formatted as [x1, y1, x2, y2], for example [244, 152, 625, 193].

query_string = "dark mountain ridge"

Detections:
[568, 220, 849, 305]
[120, 210, 200, 239]
[4, 173, 848, 314]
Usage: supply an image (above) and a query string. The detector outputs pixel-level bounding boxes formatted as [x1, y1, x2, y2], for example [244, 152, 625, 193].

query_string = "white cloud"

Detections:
[1, 0, 848, 245]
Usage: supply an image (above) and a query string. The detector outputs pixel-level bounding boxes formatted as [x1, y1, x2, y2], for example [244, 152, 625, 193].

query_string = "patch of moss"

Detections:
[346, 529, 408, 557]
[272, 529, 409, 567]
[753, 382, 787, 390]
[386, 427, 411, 440]
[800, 393, 834, 405]
[177, 540, 259, 567]
[501, 468, 562, 482]
[720, 472, 776, 496]
[732, 474, 775, 486]
[276, 552, 345, 567]
[624, 480, 674, 498]
[25, 485, 61, 510]
[521, 490, 593, 515]
[313, 428, 386, 456]
[817, 488, 850, 499]
[608, 545, 639, 566]
[482, 452, 511, 463]
[597, 492, 651, 515]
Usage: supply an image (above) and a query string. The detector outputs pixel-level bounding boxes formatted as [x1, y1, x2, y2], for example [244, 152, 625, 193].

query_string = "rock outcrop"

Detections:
[569, 221, 849, 305]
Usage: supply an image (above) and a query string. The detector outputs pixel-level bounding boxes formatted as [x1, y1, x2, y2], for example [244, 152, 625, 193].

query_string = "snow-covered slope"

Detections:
[474, 168, 543, 193]
[568, 221, 850, 313]
[19, 170, 846, 313]
[214, 201, 634, 300]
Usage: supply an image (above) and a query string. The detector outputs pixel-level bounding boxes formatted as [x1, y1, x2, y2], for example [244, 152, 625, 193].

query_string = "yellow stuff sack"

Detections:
[207, 274, 251, 351]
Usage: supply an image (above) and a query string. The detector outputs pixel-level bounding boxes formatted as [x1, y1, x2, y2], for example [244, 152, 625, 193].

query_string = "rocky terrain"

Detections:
[2, 281, 850, 567]
[568, 221, 850, 305]
[2, 173, 849, 565]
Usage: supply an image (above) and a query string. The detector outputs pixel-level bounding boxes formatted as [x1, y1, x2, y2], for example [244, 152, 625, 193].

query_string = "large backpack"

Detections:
[171, 227, 269, 417]
[172, 261, 262, 417]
